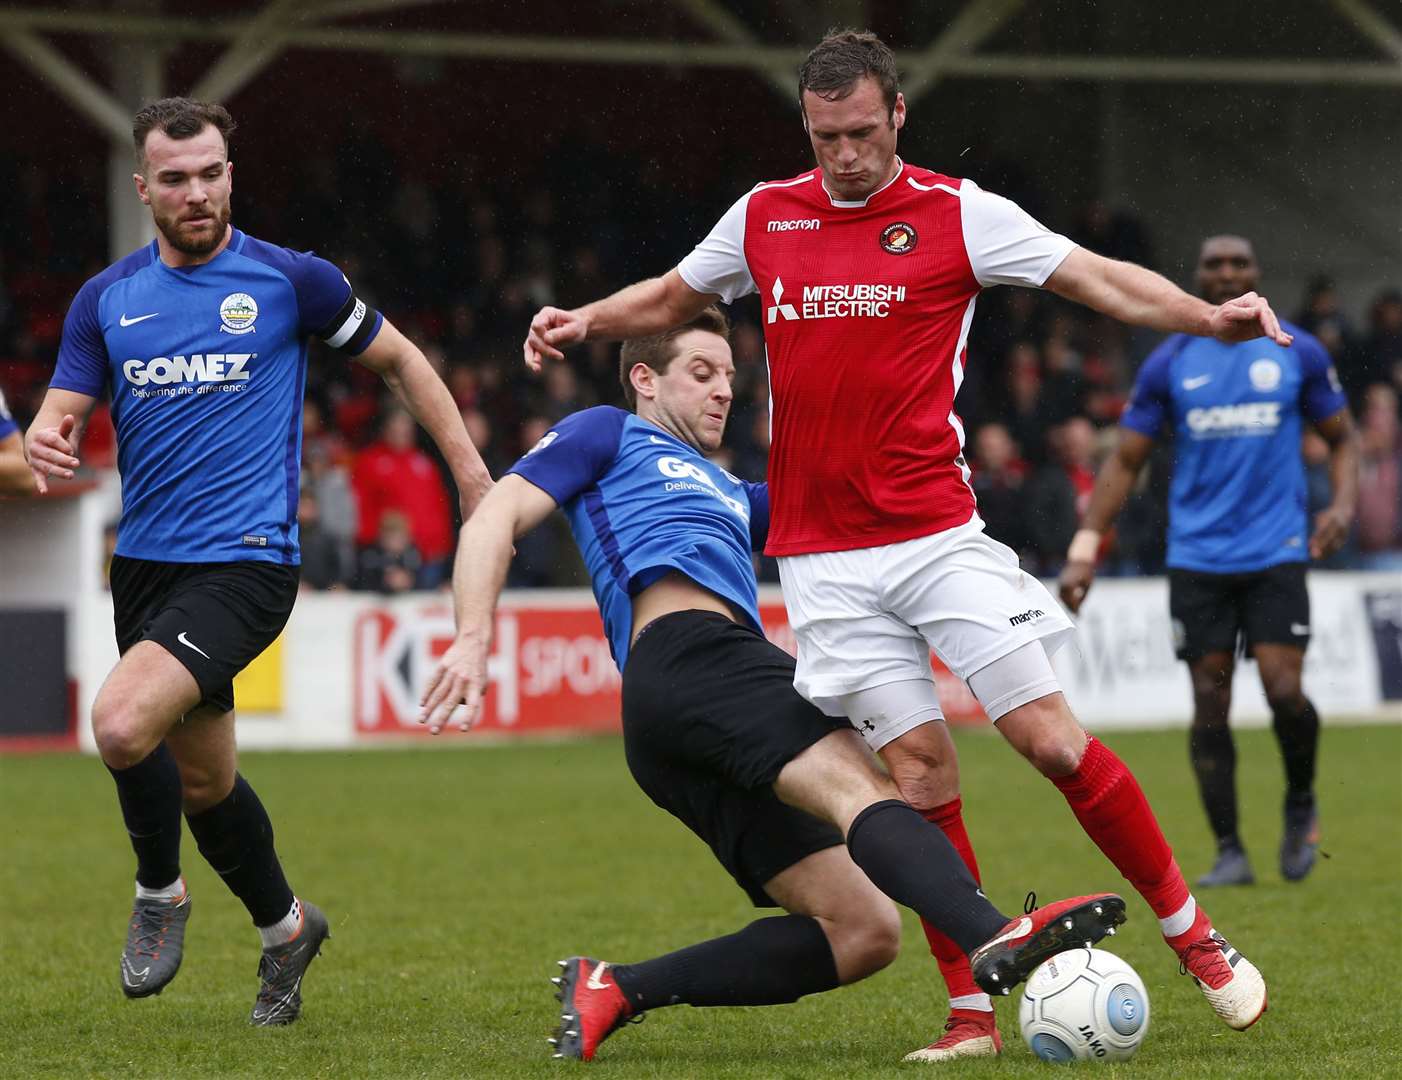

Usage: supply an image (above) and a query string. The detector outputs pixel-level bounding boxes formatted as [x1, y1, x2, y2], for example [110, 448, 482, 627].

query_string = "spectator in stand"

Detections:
[303, 442, 356, 565]
[1294, 274, 1355, 366]
[1341, 287, 1402, 408]
[1025, 416, 1100, 575]
[1358, 384, 1402, 568]
[0, 385, 35, 494]
[461, 406, 511, 480]
[355, 509, 423, 593]
[297, 487, 351, 590]
[352, 406, 455, 587]
[1039, 314, 1088, 426]
[969, 422, 1029, 557]
[999, 341, 1049, 463]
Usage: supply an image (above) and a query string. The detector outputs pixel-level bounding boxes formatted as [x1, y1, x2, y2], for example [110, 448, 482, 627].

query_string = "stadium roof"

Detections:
[3, 0, 1401, 145]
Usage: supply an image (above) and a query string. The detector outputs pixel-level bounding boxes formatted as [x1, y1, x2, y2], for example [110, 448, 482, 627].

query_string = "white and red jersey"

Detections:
[677, 159, 1077, 557]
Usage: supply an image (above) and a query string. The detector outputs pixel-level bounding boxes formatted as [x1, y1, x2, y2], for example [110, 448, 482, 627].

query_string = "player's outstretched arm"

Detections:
[419, 475, 558, 734]
[1045, 248, 1292, 346]
[23, 388, 97, 495]
[1058, 428, 1155, 614]
[524, 269, 714, 371]
[354, 318, 494, 518]
[1310, 408, 1359, 559]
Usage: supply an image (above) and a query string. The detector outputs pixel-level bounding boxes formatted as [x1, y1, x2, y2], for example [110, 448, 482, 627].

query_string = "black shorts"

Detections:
[110, 555, 299, 713]
[621, 610, 849, 907]
[1168, 562, 1310, 662]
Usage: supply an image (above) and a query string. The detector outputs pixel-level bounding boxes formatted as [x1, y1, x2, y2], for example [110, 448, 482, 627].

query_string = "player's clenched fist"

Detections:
[419, 629, 491, 734]
[524, 306, 588, 371]
[25, 413, 80, 494]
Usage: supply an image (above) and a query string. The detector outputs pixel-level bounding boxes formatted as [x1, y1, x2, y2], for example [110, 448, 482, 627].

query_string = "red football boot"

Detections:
[902, 1008, 1002, 1062]
[970, 893, 1126, 995]
[548, 957, 637, 1062]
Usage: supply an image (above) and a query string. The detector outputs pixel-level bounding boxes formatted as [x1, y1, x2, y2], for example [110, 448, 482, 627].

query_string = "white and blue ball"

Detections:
[1018, 947, 1149, 1063]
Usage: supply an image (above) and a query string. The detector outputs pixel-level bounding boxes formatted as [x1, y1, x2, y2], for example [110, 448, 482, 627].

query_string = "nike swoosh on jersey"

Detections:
[586, 961, 610, 990]
[1182, 375, 1212, 390]
[177, 631, 211, 660]
[119, 312, 160, 327]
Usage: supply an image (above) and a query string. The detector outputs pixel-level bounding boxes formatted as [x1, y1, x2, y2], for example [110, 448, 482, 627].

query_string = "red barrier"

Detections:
[353, 597, 986, 740]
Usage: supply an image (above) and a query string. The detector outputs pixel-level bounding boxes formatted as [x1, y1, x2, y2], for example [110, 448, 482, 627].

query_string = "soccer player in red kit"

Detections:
[526, 31, 1275, 1058]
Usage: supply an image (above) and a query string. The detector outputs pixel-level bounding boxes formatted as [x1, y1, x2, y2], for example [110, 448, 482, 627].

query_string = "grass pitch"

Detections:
[2, 724, 1399, 1079]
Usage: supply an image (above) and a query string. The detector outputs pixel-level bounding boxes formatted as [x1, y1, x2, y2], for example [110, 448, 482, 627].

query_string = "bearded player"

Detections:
[525, 30, 1275, 1059]
[25, 98, 491, 1024]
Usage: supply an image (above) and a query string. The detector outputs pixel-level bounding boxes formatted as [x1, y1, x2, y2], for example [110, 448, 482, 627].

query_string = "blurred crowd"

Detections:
[3, 156, 1401, 590]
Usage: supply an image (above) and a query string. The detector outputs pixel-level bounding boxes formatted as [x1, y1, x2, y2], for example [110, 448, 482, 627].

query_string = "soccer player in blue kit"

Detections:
[0, 387, 35, 494]
[23, 98, 492, 1023]
[420, 307, 1126, 1062]
[1059, 235, 1358, 887]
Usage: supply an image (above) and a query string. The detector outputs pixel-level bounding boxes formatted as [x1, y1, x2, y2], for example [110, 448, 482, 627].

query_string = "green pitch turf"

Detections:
[2, 724, 1399, 1078]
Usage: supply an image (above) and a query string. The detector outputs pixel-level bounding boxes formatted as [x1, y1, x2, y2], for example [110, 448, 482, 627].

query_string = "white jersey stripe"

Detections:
[948, 294, 979, 496]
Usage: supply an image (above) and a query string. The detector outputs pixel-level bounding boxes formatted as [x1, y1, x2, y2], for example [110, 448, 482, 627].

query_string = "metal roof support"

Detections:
[902, 0, 1025, 103]
[1331, 0, 1402, 62]
[0, 29, 130, 141]
[191, 0, 313, 102]
[675, 0, 794, 102]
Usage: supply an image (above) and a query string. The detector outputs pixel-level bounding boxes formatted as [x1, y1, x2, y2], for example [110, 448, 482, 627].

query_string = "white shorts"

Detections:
[778, 516, 1075, 720]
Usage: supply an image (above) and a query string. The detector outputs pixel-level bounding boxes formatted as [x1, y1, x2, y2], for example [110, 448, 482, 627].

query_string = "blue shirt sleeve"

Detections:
[51, 279, 110, 397]
[507, 407, 626, 505]
[744, 481, 770, 551]
[0, 388, 17, 440]
[239, 239, 383, 355]
[1294, 331, 1349, 422]
[1120, 337, 1182, 437]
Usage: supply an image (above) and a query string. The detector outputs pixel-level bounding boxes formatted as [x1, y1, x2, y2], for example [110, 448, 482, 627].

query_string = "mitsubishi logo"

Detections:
[767, 277, 799, 324]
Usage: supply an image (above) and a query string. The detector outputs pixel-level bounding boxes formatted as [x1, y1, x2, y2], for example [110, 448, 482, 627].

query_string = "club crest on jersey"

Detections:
[219, 292, 258, 335]
[879, 221, 918, 255]
[1248, 358, 1281, 392]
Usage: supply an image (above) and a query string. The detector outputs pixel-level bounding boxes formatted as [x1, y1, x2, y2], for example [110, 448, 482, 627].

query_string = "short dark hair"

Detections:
[799, 29, 900, 117]
[132, 97, 236, 167]
[619, 306, 730, 409]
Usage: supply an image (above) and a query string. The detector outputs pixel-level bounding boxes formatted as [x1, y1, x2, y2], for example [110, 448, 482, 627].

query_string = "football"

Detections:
[1018, 946, 1150, 1063]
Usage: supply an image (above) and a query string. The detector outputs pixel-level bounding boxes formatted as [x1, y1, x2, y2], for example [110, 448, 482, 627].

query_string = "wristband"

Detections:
[1067, 528, 1102, 564]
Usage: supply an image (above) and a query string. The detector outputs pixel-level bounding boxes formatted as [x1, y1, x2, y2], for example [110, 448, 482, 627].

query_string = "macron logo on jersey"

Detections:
[1185, 401, 1282, 438]
[766, 277, 908, 323]
[767, 218, 821, 232]
[122, 354, 254, 399]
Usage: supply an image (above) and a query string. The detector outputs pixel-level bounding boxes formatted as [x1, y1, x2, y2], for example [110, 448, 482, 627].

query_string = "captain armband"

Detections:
[316, 292, 379, 355]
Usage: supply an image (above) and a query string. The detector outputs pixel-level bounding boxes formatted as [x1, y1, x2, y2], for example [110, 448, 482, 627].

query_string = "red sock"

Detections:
[919, 798, 986, 1004]
[1050, 736, 1190, 921]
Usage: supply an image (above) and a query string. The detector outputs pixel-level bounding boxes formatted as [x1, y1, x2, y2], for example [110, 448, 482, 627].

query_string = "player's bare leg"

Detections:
[879, 721, 1000, 1062]
[92, 642, 201, 998]
[993, 681, 1266, 1030]
[550, 847, 899, 1061]
[1187, 651, 1254, 885]
[1253, 643, 1320, 881]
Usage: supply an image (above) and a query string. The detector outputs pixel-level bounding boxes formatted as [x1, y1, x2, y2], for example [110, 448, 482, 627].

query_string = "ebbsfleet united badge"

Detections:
[219, 292, 258, 334]
[880, 221, 918, 255]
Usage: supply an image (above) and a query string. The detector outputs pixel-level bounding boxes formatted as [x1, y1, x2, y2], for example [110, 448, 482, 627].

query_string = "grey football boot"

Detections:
[121, 893, 192, 998]
[1280, 801, 1320, 882]
[1196, 842, 1255, 887]
[250, 901, 331, 1026]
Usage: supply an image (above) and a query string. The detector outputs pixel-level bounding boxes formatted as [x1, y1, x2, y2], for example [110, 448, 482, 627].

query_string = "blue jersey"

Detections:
[1120, 322, 1347, 573]
[51, 228, 381, 564]
[0, 387, 16, 441]
[508, 406, 770, 669]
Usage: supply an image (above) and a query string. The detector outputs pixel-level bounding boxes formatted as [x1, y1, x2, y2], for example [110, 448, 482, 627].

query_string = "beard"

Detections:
[153, 201, 231, 256]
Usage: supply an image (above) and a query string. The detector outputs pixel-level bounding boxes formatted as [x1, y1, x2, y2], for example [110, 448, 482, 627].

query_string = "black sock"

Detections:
[1272, 698, 1320, 806]
[846, 799, 1007, 954]
[1189, 724, 1239, 847]
[611, 914, 838, 1010]
[185, 774, 294, 927]
[108, 742, 184, 889]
